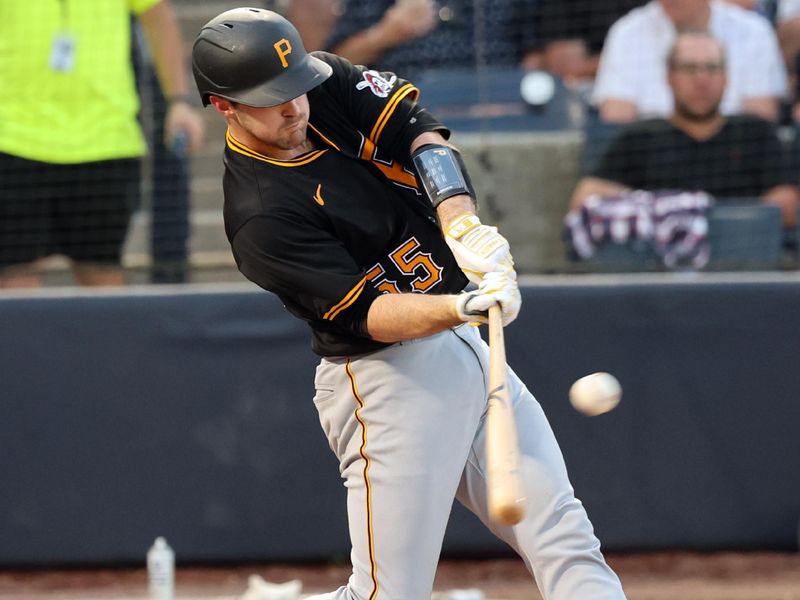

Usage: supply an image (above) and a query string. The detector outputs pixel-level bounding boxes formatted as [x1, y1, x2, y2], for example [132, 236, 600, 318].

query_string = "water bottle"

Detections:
[147, 537, 175, 600]
[170, 130, 189, 158]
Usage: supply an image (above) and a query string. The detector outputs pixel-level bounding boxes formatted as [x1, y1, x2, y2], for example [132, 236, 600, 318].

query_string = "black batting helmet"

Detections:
[192, 7, 332, 107]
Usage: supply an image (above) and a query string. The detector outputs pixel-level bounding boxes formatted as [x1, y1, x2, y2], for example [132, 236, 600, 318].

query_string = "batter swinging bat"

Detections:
[486, 304, 526, 526]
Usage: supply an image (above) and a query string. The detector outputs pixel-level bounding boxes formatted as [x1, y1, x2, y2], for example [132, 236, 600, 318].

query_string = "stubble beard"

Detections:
[674, 100, 720, 123]
[275, 121, 308, 151]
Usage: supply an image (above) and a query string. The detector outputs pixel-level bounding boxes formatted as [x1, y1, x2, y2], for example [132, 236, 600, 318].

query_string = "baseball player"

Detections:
[192, 8, 627, 600]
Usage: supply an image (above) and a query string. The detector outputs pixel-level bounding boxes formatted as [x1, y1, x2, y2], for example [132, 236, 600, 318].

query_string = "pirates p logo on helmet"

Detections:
[274, 38, 292, 68]
[192, 8, 331, 107]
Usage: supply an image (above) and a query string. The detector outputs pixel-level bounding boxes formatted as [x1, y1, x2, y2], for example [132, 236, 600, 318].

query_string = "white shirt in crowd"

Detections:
[593, 0, 787, 117]
[778, 0, 800, 21]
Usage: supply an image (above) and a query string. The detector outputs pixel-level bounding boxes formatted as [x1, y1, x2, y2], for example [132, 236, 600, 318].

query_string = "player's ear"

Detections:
[209, 95, 234, 114]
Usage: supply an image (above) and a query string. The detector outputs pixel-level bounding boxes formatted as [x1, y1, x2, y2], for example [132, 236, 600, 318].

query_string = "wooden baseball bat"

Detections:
[486, 304, 526, 526]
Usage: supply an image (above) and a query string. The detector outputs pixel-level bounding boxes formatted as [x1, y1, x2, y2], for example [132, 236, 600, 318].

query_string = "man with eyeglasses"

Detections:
[572, 31, 799, 228]
[593, 0, 787, 123]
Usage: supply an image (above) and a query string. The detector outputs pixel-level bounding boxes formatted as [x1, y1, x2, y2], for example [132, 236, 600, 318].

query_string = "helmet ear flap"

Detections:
[191, 8, 332, 107]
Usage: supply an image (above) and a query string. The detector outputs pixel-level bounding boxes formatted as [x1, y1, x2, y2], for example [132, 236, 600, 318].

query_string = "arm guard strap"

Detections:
[410, 144, 477, 208]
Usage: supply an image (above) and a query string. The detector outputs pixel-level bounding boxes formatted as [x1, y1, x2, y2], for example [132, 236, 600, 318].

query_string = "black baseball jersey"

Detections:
[222, 52, 469, 357]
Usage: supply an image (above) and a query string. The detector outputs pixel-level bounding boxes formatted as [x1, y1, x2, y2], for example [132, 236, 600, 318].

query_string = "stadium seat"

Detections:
[413, 68, 576, 132]
[705, 202, 783, 270]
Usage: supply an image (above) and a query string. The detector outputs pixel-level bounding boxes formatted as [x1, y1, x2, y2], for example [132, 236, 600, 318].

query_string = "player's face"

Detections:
[668, 37, 726, 122]
[219, 95, 311, 159]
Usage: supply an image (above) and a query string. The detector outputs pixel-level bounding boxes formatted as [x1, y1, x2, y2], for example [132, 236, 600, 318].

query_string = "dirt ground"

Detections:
[1, 552, 799, 600]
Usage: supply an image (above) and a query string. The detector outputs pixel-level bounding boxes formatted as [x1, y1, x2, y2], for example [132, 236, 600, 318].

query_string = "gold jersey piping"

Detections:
[226, 130, 328, 166]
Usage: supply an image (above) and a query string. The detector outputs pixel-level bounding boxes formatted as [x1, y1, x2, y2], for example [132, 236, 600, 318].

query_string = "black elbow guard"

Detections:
[410, 144, 477, 207]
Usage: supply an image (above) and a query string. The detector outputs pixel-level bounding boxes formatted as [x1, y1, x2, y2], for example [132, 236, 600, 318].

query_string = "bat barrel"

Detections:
[486, 305, 526, 526]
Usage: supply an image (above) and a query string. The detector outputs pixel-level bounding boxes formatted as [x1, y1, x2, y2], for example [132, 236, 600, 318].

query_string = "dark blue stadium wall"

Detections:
[1, 278, 799, 566]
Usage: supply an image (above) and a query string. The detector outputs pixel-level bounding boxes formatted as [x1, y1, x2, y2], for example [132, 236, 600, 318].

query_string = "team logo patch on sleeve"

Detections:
[356, 70, 397, 98]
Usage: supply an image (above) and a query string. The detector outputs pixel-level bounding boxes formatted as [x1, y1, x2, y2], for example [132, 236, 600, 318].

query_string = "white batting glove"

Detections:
[454, 269, 521, 327]
[444, 214, 514, 284]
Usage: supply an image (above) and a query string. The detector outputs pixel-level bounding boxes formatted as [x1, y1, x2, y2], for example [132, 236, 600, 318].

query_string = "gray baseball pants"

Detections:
[306, 324, 626, 600]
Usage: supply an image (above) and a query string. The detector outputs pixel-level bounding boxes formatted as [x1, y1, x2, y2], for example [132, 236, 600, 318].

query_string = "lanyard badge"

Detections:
[50, 32, 77, 73]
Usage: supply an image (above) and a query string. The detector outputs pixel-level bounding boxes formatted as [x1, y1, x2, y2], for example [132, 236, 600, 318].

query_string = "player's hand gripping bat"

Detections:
[486, 304, 526, 526]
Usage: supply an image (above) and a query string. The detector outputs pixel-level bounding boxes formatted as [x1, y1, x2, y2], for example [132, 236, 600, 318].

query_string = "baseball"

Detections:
[569, 372, 622, 416]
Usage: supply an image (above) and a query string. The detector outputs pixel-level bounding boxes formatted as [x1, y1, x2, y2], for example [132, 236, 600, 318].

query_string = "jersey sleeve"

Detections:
[312, 51, 449, 162]
[231, 213, 380, 338]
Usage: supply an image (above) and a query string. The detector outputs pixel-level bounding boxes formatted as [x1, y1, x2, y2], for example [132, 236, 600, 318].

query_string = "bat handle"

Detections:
[488, 305, 504, 360]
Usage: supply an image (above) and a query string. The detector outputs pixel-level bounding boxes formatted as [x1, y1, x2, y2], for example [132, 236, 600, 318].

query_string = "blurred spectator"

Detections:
[723, 0, 780, 18]
[522, 0, 646, 84]
[777, 0, 800, 61]
[132, 23, 192, 284]
[572, 31, 799, 227]
[725, 0, 779, 23]
[777, 0, 800, 104]
[0, 0, 204, 288]
[326, 0, 530, 77]
[287, 0, 343, 51]
[724, 0, 762, 9]
[593, 0, 787, 123]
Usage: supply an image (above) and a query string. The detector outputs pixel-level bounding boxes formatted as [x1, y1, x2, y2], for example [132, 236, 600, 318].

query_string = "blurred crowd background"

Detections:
[3, 0, 800, 288]
[3, 1, 800, 577]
